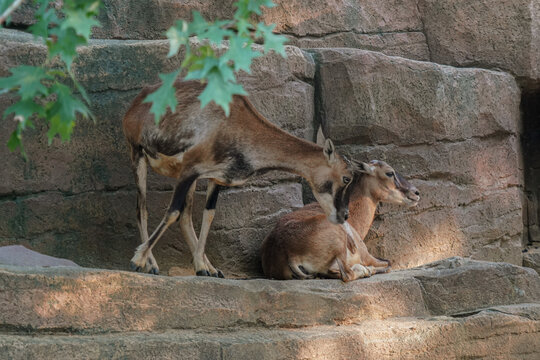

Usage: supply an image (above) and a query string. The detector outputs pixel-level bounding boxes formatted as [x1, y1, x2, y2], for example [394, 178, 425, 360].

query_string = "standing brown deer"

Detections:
[122, 80, 355, 277]
[261, 160, 420, 281]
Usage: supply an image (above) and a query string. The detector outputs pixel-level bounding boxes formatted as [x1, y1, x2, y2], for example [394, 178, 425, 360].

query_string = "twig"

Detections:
[0, 0, 25, 25]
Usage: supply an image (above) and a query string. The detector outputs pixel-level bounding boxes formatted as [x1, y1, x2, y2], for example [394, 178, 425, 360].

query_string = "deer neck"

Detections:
[241, 106, 326, 179]
[347, 177, 379, 239]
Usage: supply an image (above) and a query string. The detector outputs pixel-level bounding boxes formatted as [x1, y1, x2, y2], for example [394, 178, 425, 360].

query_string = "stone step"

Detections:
[1, 304, 539, 359]
[0, 258, 538, 333]
[8, 0, 429, 61]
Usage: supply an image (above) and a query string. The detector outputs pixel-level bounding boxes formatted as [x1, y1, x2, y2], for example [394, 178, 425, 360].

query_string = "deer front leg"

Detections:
[130, 172, 199, 274]
[193, 181, 224, 277]
[131, 148, 159, 274]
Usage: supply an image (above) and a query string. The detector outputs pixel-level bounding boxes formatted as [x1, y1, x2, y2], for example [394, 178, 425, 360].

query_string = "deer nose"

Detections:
[343, 211, 349, 221]
[414, 190, 420, 196]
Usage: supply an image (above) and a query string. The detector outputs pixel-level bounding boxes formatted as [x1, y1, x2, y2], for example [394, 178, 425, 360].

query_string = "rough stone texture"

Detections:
[0, 29, 314, 276]
[0, 245, 79, 268]
[1, 307, 540, 360]
[313, 48, 523, 269]
[524, 248, 540, 274]
[8, 0, 429, 60]
[287, 32, 429, 61]
[523, 91, 540, 244]
[0, 258, 538, 333]
[418, 0, 540, 90]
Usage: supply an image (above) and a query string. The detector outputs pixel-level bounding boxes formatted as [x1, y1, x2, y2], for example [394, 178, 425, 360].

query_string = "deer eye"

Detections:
[343, 176, 351, 184]
[385, 172, 394, 178]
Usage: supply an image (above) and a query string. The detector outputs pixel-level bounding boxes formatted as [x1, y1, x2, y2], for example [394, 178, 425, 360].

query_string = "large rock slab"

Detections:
[0, 29, 314, 275]
[9, 0, 429, 60]
[0, 258, 538, 333]
[418, 0, 540, 90]
[2, 305, 540, 359]
[312, 48, 521, 146]
[311, 48, 523, 269]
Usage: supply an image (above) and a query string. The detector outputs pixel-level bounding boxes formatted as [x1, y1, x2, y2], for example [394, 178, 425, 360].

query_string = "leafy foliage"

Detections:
[0, 0, 287, 155]
[0, 0, 100, 157]
[149, 0, 288, 120]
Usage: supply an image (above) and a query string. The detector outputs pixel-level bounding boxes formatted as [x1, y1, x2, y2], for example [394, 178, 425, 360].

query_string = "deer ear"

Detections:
[323, 139, 336, 163]
[353, 160, 375, 175]
[316, 126, 326, 147]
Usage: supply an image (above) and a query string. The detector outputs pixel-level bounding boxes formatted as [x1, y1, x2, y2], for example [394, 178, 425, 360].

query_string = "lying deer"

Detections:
[122, 80, 355, 277]
[261, 160, 420, 281]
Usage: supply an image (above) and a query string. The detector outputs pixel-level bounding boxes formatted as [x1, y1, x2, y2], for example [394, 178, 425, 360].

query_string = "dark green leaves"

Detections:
[0, 0, 99, 156]
[143, 70, 181, 123]
[0, 65, 51, 100]
[151, 1, 288, 121]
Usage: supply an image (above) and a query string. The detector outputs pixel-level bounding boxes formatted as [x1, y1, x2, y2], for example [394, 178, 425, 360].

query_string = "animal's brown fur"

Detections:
[122, 79, 354, 276]
[261, 160, 420, 282]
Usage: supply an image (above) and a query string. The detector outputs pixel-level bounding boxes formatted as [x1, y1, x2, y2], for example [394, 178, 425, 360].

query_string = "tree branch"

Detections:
[0, 0, 25, 25]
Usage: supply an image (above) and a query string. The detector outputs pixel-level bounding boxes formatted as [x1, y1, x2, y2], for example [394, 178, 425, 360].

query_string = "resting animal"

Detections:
[261, 160, 420, 281]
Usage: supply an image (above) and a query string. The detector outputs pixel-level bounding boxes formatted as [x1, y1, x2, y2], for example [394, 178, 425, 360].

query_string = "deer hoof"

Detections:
[196, 270, 211, 277]
[149, 267, 159, 275]
[129, 261, 143, 272]
[217, 269, 225, 278]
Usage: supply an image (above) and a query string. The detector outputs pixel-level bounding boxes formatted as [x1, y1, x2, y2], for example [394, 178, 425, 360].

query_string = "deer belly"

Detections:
[146, 152, 185, 178]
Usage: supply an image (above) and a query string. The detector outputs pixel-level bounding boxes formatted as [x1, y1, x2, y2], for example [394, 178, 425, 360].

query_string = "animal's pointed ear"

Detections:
[316, 126, 326, 147]
[353, 160, 375, 175]
[323, 139, 336, 163]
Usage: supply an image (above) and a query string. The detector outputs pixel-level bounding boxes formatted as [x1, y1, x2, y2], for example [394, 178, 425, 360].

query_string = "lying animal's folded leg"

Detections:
[289, 262, 314, 279]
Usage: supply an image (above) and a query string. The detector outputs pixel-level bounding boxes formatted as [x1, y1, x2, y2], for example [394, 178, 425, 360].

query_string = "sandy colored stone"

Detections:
[0, 258, 537, 333]
[418, 0, 540, 89]
[312, 48, 521, 146]
[288, 31, 430, 61]
[0, 182, 303, 275]
[524, 248, 540, 274]
[1, 305, 539, 359]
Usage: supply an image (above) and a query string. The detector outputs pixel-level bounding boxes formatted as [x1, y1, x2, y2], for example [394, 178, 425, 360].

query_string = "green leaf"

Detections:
[223, 36, 261, 73]
[166, 20, 189, 57]
[49, 83, 89, 121]
[198, 70, 247, 116]
[188, 11, 208, 34]
[3, 98, 46, 120]
[256, 22, 287, 56]
[7, 129, 23, 153]
[48, 27, 87, 69]
[61, 9, 101, 40]
[45, 82, 90, 142]
[0, 65, 51, 100]
[143, 70, 181, 123]
[29, 7, 60, 39]
[247, 0, 276, 15]
[202, 21, 234, 44]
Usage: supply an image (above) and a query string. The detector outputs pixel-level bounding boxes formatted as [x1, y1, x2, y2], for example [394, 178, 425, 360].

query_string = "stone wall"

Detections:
[1, 0, 537, 275]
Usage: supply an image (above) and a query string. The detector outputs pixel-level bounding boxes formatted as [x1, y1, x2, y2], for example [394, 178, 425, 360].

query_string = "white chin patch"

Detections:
[329, 211, 339, 224]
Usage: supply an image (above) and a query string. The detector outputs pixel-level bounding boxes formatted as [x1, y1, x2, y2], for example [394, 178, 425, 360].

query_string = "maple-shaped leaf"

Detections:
[46, 83, 90, 142]
[143, 70, 181, 123]
[61, 8, 101, 40]
[3, 98, 46, 120]
[223, 36, 261, 73]
[256, 23, 287, 56]
[198, 70, 247, 116]
[0, 65, 51, 100]
[48, 28, 87, 69]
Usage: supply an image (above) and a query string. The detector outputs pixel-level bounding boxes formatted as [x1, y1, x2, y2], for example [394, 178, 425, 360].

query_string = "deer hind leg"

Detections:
[193, 181, 223, 277]
[130, 146, 159, 274]
[178, 180, 222, 278]
[130, 172, 199, 273]
[289, 261, 314, 280]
